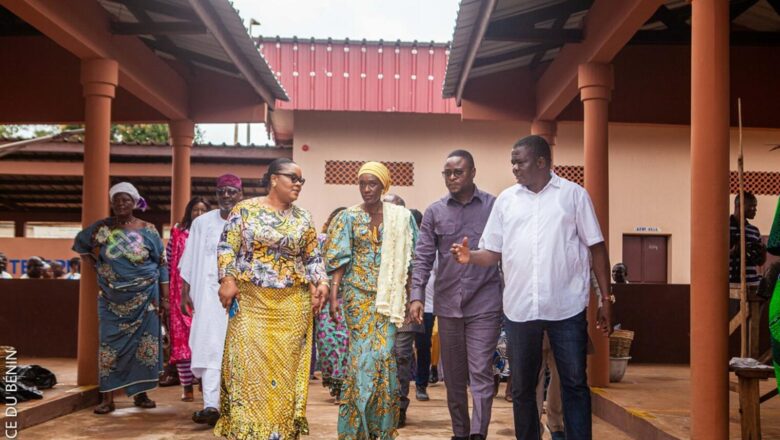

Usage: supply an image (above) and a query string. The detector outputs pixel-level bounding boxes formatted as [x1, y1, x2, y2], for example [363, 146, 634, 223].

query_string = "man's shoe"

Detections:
[550, 431, 566, 440]
[451, 437, 469, 440]
[398, 408, 407, 428]
[429, 366, 439, 384]
[469, 435, 485, 440]
[415, 385, 429, 401]
[193, 407, 220, 426]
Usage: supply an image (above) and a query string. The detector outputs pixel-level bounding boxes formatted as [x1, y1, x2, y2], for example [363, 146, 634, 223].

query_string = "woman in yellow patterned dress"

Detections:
[325, 162, 418, 440]
[216, 158, 330, 439]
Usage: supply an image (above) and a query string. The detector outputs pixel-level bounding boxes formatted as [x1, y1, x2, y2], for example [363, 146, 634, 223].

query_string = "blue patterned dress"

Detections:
[73, 219, 168, 396]
[324, 206, 418, 440]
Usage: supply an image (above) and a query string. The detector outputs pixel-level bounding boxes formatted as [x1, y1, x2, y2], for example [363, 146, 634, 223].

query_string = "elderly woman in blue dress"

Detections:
[73, 182, 168, 414]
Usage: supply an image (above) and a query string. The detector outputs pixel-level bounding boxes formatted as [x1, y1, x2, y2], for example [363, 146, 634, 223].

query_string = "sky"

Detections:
[199, 0, 461, 145]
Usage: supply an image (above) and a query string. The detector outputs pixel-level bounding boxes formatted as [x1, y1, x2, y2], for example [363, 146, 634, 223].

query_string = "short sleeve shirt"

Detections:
[480, 173, 604, 322]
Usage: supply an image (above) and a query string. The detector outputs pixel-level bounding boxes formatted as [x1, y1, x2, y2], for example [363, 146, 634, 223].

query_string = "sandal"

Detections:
[93, 402, 115, 414]
[133, 392, 157, 409]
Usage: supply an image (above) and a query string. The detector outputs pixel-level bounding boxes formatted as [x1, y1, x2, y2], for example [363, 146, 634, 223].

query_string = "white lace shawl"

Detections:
[375, 202, 414, 327]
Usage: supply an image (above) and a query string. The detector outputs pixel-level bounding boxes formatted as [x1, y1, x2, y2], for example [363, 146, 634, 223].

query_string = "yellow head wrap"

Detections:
[358, 161, 392, 194]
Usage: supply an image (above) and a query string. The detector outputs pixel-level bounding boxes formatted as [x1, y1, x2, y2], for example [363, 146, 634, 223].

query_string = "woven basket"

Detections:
[609, 330, 634, 358]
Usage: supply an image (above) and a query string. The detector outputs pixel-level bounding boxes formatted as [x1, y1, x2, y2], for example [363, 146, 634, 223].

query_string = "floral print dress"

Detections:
[72, 219, 168, 396]
[324, 206, 418, 440]
[315, 233, 349, 398]
[215, 198, 327, 440]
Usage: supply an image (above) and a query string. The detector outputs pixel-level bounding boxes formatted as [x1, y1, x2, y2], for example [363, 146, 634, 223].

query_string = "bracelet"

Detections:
[317, 279, 330, 288]
[221, 278, 236, 285]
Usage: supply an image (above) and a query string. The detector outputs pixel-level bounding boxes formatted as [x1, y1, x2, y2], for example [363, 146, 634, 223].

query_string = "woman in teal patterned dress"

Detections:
[73, 182, 168, 414]
[316, 207, 349, 401]
[325, 162, 418, 440]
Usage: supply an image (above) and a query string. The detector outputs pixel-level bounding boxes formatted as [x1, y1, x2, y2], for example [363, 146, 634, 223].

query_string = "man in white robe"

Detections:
[179, 174, 243, 426]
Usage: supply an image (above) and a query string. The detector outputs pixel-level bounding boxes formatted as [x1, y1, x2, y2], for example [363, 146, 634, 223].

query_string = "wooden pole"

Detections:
[737, 97, 749, 358]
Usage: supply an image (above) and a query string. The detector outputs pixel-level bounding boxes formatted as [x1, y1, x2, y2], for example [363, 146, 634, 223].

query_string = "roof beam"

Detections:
[187, 0, 276, 108]
[483, 28, 583, 44]
[646, 5, 688, 30]
[630, 30, 780, 46]
[113, 0, 200, 21]
[488, 0, 592, 30]
[142, 38, 240, 74]
[110, 21, 207, 36]
[473, 43, 559, 69]
[535, 0, 665, 121]
[0, 0, 188, 120]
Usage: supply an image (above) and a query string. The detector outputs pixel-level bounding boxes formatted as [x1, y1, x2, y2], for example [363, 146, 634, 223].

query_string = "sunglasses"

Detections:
[441, 169, 467, 178]
[216, 187, 241, 196]
[274, 173, 306, 185]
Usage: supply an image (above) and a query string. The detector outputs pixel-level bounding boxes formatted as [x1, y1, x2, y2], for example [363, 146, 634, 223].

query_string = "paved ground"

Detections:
[22, 377, 630, 439]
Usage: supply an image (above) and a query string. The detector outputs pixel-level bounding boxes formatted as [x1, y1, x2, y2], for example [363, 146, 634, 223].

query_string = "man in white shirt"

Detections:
[178, 174, 243, 426]
[452, 135, 612, 440]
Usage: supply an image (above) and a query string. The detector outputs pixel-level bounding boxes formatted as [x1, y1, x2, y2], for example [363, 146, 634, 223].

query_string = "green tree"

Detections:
[0, 125, 21, 138]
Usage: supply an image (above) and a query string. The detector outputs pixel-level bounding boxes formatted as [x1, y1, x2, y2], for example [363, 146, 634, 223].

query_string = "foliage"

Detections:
[2, 123, 205, 144]
[0, 125, 21, 138]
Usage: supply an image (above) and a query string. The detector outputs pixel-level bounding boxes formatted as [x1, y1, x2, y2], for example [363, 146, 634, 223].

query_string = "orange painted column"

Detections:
[531, 120, 557, 147]
[169, 120, 194, 226]
[78, 59, 118, 386]
[690, 1, 730, 438]
[578, 62, 613, 388]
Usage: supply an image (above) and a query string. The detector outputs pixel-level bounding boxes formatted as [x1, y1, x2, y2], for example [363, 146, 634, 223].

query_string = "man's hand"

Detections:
[408, 300, 424, 325]
[450, 237, 471, 264]
[596, 305, 612, 336]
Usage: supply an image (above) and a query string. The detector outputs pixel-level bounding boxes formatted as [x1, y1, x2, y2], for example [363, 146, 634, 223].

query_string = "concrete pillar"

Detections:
[78, 58, 118, 386]
[531, 120, 557, 166]
[530, 120, 557, 147]
[690, 1, 730, 438]
[578, 62, 613, 388]
[169, 120, 194, 226]
[13, 220, 24, 237]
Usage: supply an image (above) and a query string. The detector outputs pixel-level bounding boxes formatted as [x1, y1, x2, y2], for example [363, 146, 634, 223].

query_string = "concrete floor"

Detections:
[598, 364, 780, 439]
[21, 375, 630, 439]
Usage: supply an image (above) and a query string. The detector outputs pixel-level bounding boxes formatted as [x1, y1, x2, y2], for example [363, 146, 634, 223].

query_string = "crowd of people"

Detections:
[67, 134, 619, 440]
[0, 253, 81, 280]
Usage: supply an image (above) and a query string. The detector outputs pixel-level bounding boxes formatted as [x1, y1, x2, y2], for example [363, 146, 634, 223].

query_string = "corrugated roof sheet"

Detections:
[444, 0, 780, 100]
[258, 37, 459, 114]
[97, 0, 288, 104]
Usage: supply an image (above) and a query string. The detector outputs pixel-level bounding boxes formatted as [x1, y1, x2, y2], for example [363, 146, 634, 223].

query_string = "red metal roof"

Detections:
[258, 37, 460, 114]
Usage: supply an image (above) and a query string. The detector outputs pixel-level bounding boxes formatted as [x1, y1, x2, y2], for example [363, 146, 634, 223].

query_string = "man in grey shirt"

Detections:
[409, 150, 502, 440]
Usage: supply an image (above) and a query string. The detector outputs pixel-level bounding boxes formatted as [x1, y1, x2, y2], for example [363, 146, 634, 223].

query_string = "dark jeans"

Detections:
[414, 312, 436, 386]
[505, 310, 591, 440]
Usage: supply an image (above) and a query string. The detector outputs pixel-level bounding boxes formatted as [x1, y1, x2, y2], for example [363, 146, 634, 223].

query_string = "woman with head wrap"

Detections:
[215, 158, 329, 439]
[324, 161, 419, 439]
[166, 196, 210, 402]
[72, 182, 168, 414]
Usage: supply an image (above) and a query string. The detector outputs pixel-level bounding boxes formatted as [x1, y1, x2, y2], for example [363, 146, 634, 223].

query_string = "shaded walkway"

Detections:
[22, 374, 629, 439]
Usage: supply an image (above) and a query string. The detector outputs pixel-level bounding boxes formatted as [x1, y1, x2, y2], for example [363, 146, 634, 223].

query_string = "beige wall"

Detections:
[0, 238, 79, 277]
[292, 111, 526, 226]
[291, 112, 780, 284]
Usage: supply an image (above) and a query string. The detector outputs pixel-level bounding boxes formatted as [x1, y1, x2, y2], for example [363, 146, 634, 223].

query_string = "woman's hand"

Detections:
[218, 277, 239, 310]
[328, 283, 341, 322]
[315, 284, 330, 312]
[309, 283, 322, 314]
[159, 283, 170, 317]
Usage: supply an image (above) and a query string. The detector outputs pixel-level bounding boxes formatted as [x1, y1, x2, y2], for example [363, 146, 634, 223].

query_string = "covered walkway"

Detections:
[16, 358, 630, 439]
